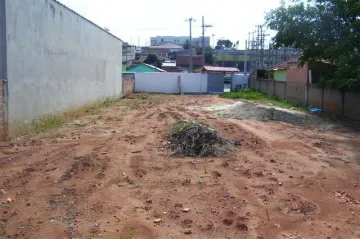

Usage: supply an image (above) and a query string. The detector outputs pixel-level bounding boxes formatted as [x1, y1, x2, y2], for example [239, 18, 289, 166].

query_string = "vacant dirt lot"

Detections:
[1, 94, 360, 239]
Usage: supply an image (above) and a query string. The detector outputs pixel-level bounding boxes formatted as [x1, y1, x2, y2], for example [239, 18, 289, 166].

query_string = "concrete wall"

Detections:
[232, 74, 249, 91]
[251, 78, 360, 120]
[134, 73, 208, 94]
[285, 82, 306, 105]
[259, 80, 267, 93]
[322, 88, 342, 114]
[122, 79, 134, 97]
[344, 92, 360, 120]
[308, 86, 323, 107]
[274, 81, 286, 100]
[4, 0, 123, 135]
[0, 0, 7, 139]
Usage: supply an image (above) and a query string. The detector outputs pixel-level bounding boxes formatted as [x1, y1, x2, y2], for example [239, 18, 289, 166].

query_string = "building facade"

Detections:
[150, 36, 210, 48]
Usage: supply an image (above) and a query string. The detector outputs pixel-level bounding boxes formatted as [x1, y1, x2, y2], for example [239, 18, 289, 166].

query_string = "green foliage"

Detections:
[220, 89, 304, 110]
[0, 225, 7, 236]
[266, 0, 360, 90]
[144, 54, 162, 68]
[215, 39, 233, 50]
[171, 120, 202, 133]
[183, 40, 190, 50]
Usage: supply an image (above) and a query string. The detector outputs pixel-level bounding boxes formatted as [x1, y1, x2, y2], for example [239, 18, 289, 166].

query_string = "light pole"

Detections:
[212, 34, 215, 48]
[185, 18, 195, 72]
[201, 16, 213, 66]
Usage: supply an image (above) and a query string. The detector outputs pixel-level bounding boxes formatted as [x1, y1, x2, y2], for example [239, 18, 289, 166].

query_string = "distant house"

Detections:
[144, 42, 184, 58]
[126, 63, 165, 73]
[176, 55, 204, 68]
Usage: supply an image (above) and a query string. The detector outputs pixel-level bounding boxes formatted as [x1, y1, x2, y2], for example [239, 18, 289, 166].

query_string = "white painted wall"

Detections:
[5, 0, 123, 134]
[135, 73, 208, 94]
[232, 74, 249, 91]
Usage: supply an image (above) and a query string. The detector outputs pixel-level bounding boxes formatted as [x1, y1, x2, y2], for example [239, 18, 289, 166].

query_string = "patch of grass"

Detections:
[273, 204, 285, 212]
[220, 89, 305, 111]
[120, 231, 134, 239]
[0, 225, 7, 236]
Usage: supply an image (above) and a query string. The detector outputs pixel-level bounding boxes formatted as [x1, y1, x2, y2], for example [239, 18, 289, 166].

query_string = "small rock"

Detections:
[236, 222, 248, 231]
[26, 203, 31, 206]
[244, 186, 249, 190]
[289, 175, 294, 178]
[145, 199, 152, 204]
[354, 184, 357, 187]
[270, 159, 276, 163]
[153, 218, 162, 223]
[122, 172, 126, 176]
[182, 208, 190, 212]
[183, 229, 192, 235]
[0, 189, 5, 195]
[278, 182, 283, 186]
[163, 212, 167, 215]
[223, 219, 233, 225]
[175, 203, 183, 208]
[212, 171, 222, 177]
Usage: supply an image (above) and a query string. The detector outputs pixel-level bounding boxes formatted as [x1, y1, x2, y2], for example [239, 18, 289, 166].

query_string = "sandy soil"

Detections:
[1, 94, 360, 239]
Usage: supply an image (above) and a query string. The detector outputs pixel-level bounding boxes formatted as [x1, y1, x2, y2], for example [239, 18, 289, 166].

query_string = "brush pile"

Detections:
[170, 121, 238, 157]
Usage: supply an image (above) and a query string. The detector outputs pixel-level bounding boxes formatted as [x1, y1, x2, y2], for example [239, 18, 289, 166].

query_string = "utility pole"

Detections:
[185, 17, 195, 72]
[244, 40, 248, 74]
[212, 34, 215, 48]
[201, 16, 213, 66]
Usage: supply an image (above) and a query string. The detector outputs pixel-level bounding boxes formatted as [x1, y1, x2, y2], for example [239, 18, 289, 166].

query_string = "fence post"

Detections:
[266, 80, 268, 94]
[341, 91, 345, 116]
[321, 87, 324, 110]
[284, 82, 287, 100]
[273, 80, 276, 96]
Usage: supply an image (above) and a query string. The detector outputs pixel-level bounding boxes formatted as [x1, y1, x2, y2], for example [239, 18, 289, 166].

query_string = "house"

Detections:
[122, 42, 136, 63]
[126, 63, 165, 73]
[161, 62, 181, 72]
[202, 66, 240, 74]
[150, 36, 210, 48]
[144, 42, 184, 58]
[176, 55, 205, 68]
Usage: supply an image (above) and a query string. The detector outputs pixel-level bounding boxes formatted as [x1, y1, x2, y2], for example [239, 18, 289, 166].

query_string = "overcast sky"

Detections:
[58, 0, 282, 49]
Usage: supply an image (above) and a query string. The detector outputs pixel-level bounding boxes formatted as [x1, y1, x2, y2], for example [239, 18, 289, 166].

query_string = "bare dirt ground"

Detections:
[1, 94, 360, 239]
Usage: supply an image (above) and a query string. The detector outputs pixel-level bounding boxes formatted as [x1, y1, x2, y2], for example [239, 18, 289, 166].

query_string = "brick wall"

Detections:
[286, 63, 308, 83]
[122, 78, 134, 97]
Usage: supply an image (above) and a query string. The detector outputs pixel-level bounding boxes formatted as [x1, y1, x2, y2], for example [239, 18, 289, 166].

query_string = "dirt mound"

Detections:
[169, 121, 239, 157]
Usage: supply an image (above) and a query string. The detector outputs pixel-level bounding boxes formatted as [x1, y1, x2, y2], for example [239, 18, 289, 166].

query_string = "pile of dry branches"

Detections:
[170, 122, 238, 157]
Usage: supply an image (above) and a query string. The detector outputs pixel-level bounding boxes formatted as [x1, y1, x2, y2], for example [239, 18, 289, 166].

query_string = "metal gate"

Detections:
[207, 73, 225, 93]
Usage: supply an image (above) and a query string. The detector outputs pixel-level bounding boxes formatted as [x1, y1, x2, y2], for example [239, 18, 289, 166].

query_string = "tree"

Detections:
[215, 40, 233, 50]
[266, 0, 360, 90]
[183, 40, 190, 50]
[144, 54, 162, 68]
[204, 46, 214, 65]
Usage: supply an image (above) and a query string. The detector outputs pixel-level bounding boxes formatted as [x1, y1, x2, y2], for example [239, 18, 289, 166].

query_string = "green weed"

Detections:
[0, 225, 7, 236]
[220, 89, 305, 111]
[273, 204, 285, 212]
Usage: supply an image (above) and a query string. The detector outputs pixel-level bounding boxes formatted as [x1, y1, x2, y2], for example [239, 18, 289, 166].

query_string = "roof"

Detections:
[202, 66, 240, 73]
[142, 63, 165, 72]
[149, 42, 184, 49]
[162, 62, 177, 67]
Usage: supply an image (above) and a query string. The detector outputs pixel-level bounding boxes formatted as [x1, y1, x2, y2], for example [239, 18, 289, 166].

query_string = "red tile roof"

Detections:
[202, 66, 240, 73]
